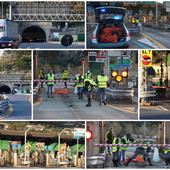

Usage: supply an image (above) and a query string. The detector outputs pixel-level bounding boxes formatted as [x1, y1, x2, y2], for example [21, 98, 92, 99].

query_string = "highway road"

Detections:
[86, 27, 169, 49]
[33, 84, 138, 120]
[3, 94, 32, 120]
[140, 99, 170, 120]
[18, 42, 84, 49]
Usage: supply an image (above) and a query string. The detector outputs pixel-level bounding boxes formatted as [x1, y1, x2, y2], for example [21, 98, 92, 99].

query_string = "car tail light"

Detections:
[126, 33, 130, 37]
[92, 34, 96, 39]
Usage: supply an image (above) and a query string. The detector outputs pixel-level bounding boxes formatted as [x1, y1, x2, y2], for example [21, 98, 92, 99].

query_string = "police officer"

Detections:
[62, 67, 70, 88]
[105, 128, 114, 155]
[46, 69, 55, 98]
[84, 78, 97, 107]
[112, 134, 122, 167]
[96, 71, 108, 105]
[121, 134, 134, 162]
[84, 69, 93, 80]
[125, 146, 153, 166]
[75, 73, 84, 99]
[39, 68, 45, 88]
[162, 148, 170, 168]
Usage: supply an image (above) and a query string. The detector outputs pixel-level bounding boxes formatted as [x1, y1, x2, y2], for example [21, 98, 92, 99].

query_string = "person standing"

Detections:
[112, 134, 122, 167]
[162, 148, 170, 168]
[84, 69, 93, 80]
[39, 68, 45, 88]
[62, 67, 70, 88]
[46, 69, 55, 98]
[75, 73, 84, 99]
[96, 71, 108, 105]
[84, 79, 97, 107]
[105, 128, 114, 155]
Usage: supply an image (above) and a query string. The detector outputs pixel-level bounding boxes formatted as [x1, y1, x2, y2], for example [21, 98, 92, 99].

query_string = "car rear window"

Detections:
[0, 37, 12, 41]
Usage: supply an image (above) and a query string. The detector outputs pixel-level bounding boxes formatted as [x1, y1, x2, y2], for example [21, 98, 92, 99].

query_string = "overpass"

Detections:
[0, 74, 31, 93]
[7, 2, 85, 42]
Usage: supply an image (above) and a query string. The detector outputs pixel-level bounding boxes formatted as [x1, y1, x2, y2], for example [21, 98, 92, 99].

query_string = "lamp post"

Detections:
[24, 126, 33, 163]
[58, 128, 70, 166]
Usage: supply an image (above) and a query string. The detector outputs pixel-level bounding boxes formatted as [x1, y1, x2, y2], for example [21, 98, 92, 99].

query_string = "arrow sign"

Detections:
[118, 64, 132, 69]
[118, 59, 132, 65]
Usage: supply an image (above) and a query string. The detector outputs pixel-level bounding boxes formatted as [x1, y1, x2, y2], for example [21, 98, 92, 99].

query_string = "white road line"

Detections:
[158, 106, 169, 111]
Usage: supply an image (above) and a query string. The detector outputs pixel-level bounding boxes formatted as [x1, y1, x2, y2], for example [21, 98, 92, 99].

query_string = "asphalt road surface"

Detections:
[33, 84, 137, 120]
[3, 94, 32, 120]
[18, 42, 84, 49]
[140, 100, 170, 120]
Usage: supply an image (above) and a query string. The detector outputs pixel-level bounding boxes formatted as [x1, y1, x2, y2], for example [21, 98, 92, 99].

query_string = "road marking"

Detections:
[158, 106, 168, 111]
[130, 39, 151, 49]
[33, 96, 43, 106]
[139, 32, 167, 49]
[106, 104, 137, 114]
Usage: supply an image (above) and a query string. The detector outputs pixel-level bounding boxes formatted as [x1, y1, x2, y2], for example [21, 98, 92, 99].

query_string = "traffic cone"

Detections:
[152, 147, 160, 162]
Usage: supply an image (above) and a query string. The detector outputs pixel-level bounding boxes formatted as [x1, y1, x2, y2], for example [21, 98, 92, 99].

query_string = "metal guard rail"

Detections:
[106, 88, 134, 97]
[0, 96, 9, 113]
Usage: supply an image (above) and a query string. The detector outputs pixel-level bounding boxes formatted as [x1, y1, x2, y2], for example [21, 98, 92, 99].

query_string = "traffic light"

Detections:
[122, 70, 128, 78]
[115, 75, 123, 82]
[86, 130, 92, 140]
[81, 59, 85, 64]
[111, 71, 118, 77]
[131, 17, 135, 23]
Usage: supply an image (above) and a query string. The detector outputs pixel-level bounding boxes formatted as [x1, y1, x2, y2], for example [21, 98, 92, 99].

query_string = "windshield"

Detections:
[0, 37, 12, 41]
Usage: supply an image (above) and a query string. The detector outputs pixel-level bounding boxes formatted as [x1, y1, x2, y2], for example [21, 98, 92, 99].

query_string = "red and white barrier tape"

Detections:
[34, 79, 77, 83]
[95, 144, 170, 147]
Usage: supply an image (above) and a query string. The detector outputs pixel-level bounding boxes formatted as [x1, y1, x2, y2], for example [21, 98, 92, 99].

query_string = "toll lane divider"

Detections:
[95, 144, 170, 147]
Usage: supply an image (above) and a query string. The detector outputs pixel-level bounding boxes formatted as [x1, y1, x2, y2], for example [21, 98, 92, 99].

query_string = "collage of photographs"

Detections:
[0, 0, 170, 169]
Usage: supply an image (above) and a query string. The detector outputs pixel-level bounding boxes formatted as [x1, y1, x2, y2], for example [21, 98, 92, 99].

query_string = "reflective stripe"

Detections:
[97, 75, 108, 88]
[76, 82, 84, 87]
[47, 73, 54, 85]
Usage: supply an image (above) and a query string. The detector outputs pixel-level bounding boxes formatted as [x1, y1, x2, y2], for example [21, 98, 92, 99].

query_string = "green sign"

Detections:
[143, 1, 155, 5]
[0, 140, 9, 150]
[118, 59, 132, 65]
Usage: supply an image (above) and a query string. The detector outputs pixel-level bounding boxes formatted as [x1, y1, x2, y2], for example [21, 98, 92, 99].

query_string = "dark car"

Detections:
[0, 36, 19, 49]
[91, 7, 130, 48]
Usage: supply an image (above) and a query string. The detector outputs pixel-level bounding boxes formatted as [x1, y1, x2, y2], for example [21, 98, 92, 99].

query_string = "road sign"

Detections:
[107, 51, 121, 56]
[88, 52, 97, 62]
[166, 2, 170, 12]
[26, 143, 31, 151]
[73, 128, 85, 139]
[141, 50, 152, 67]
[118, 64, 132, 69]
[118, 59, 132, 65]
[96, 50, 107, 63]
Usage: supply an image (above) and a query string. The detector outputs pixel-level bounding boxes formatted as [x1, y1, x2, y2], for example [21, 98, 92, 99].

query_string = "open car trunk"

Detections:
[96, 19, 126, 43]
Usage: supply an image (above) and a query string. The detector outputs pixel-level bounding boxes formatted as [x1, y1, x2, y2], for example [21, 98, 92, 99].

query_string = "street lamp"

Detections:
[57, 128, 70, 166]
[24, 126, 33, 164]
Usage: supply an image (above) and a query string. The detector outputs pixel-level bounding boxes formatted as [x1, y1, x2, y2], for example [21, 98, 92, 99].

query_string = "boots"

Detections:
[125, 158, 132, 166]
[112, 160, 117, 167]
[147, 158, 153, 166]
[78, 93, 81, 99]
[86, 98, 91, 107]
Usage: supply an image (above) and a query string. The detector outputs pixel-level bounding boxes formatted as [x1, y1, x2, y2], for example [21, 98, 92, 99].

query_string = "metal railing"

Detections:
[0, 96, 9, 113]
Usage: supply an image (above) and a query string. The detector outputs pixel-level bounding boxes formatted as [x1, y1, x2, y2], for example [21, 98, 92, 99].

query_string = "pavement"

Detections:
[2, 94, 32, 120]
[140, 99, 170, 120]
[18, 42, 85, 49]
[33, 84, 138, 120]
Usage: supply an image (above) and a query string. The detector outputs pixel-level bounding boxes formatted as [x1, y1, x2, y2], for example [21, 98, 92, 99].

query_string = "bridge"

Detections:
[0, 74, 31, 93]
[7, 2, 85, 42]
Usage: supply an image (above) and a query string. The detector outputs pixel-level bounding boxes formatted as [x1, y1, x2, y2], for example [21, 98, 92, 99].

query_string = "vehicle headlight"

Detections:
[8, 43, 12, 46]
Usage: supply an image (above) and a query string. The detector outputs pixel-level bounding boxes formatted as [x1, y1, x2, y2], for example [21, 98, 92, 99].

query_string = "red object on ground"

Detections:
[53, 88, 71, 94]
[125, 156, 144, 163]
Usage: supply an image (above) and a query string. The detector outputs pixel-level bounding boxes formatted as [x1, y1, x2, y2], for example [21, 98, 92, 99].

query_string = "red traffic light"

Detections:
[122, 70, 128, 78]
[112, 71, 118, 77]
[131, 17, 135, 23]
[81, 60, 85, 64]
[86, 130, 92, 140]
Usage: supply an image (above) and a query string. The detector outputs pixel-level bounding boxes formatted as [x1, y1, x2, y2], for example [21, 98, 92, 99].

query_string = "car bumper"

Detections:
[92, 41, 129, 48]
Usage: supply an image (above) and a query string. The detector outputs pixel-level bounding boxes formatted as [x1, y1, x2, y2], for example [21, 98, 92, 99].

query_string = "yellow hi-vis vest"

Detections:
[121, 137, 130, 151]
[39, 70, 44, 78]
[164, 150, 170, 154]
[105, 130, 110, 141]
[112, 138, 121, 152]
[62, 70, 69, 79]
[85, 73, 92, 80]
[47, 73, 54, 85]
[76, 75, 84, 88]
[97, 75, 108, 88]
[84, 79, 97, 91]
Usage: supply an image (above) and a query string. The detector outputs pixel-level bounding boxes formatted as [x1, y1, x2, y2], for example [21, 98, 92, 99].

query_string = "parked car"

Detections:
[91, 6, 130, 48]
[0, 36, 19, 49]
